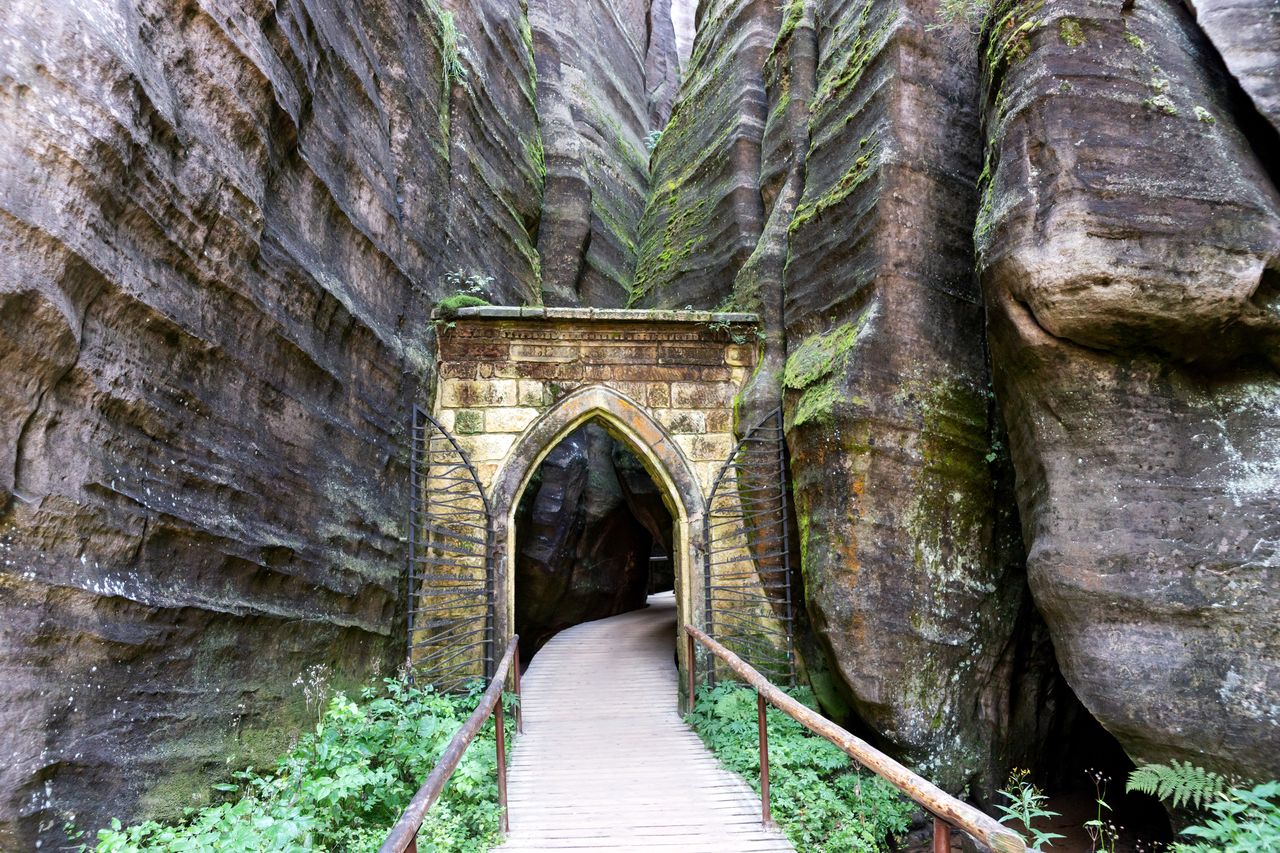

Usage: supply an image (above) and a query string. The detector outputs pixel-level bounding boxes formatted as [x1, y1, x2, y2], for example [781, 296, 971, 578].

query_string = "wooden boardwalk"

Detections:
[492, 592, 794, 853]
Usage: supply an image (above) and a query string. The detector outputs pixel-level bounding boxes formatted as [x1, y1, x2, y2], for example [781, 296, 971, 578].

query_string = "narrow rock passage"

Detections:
[492, 592, 794, 852]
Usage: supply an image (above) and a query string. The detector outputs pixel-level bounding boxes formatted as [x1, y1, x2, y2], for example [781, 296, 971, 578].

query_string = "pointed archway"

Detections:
[489, 386, 706, 704]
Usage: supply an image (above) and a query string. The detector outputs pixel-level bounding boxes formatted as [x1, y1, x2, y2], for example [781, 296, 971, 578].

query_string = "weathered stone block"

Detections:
[511, 343, 579, 362]
[474, 463, 500, 487]
[705, 409, 733, 433]
[454, 410, 484, 434]
[658, 344, 724, 365]
[486, 407, 540, 433]
[677, 432, 735, 462]
[518, 380, 549, 408]
[672, 381, 730, 408]
[725, 344, 754, 366]
[458, 433, 516, 463]
[595, 344, 660, 363]
[647, 383, 672, 408]
[441, 378, 518, 407]
[658, 409, 707, 434]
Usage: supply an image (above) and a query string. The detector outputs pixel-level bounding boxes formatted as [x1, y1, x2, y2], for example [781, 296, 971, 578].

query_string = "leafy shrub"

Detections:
[86, 677, 510, 852]
[994, 769, 1063, 851]
[1172, 781, 1280, 852]
[686, 684, 913, 852]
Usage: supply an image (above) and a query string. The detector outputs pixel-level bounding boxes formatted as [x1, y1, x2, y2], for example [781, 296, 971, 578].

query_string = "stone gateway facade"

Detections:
[424, 306, 781, 700]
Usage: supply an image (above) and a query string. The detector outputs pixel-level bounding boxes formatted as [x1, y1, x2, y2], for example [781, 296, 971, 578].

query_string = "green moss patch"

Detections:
[437, 294, 491, 314]
[782, 308, 875, 428]
[1058, 17, 1084, 47]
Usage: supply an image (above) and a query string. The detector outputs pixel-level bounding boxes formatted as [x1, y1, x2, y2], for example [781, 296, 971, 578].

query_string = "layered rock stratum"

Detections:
[633, 0, 1279, 804]
[0, 0, 677, 845]
[977, 0, 1280, 782]
[2, 0, 1277, 845]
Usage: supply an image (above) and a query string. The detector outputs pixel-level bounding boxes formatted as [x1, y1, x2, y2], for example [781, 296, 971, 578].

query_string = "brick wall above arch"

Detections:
[431, 306, 760, 499]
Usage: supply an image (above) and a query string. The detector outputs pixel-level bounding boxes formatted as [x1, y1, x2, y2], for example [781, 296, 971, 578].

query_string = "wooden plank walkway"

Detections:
[492, 592, 794, 853]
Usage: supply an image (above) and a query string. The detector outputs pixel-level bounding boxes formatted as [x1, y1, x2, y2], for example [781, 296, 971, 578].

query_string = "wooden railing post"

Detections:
[933, 817, 950, 853]
[686, 629, 696, 713]
[513, 642, 523, 734]
[758, 690, 772, 826]
[380, 636, 520, 853]
[496, 697, 509, 833]
[683, 624, 1026, 853]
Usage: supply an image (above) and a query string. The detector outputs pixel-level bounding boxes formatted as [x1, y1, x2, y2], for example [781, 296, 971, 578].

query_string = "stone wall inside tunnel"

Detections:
[513, 421, 673, 660]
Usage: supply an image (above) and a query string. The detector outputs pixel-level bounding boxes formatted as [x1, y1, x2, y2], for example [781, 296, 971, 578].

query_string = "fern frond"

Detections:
[1127, 761, 1229, 810]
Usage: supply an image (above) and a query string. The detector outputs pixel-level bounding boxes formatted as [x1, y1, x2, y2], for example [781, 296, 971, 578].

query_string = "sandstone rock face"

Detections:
[779, 0, 1044, 795]
[978, 0, 1280, 781]
[1190, 0, 1280, 134]
[6, 0, 1280, 842]
[978, 1, 1280, 367]
[632, 0, 778, 308]
[514, 424, 664, 657]
[0, 0, 670, 845]
[638, 0, 1280, 797]
[531, 0, 682, 306]
[636, 0, 1050, 796]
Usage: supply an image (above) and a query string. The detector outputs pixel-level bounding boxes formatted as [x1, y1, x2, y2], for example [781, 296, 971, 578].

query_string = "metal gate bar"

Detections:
[407, 406, 496, 690]
[702, 408, 795, 686]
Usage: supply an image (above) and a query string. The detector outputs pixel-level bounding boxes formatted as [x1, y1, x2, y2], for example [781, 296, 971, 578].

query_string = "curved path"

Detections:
[492, 592, 794, 853]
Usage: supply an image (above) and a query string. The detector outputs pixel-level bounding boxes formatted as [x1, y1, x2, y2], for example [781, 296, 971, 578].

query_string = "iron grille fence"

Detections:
[702, 408, 795, 686]
[406, 406, 495, 691]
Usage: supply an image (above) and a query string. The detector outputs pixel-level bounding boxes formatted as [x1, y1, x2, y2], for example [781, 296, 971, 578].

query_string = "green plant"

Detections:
[1173, 781, 1280, 852]
[687, 684, 913, 852]
[1083, 771, 1119, 853]
[436, 270, 494, 318]
[430, 1, 467, 85]
[706, 317, 763, 345]
[294, 663, 332, 725]
[1058, 17, 1084, 46]
[1127, 761, 1229, 810]
[523, 134, 546, 182]
[84, 676, 512, 852]
[935, 0, 992, 28]
[644, 129, 664, 151]
[994, 769, 1064, 851]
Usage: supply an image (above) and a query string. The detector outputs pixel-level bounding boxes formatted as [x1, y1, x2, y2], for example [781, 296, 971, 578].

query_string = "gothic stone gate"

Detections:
[408, 307, 794, 701]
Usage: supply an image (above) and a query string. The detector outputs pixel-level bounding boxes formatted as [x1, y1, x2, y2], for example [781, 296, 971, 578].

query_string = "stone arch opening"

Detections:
[510, 419, 675, 660]
[490, 386, 706, 692]
[426, 306, 766, 706]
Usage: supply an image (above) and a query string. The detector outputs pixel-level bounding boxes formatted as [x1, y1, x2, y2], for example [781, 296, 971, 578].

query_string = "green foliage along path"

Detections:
[85, 678, 510, 852]
[686, 684, 914, 852]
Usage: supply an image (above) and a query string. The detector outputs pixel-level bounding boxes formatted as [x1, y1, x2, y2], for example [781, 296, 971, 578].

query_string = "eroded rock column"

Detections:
[978, 0, 1280, 781]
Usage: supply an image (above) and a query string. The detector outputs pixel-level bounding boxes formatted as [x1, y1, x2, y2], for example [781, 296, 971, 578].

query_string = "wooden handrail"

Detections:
[684, 624, 1026, 853]
[380, 637, 521, 853]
